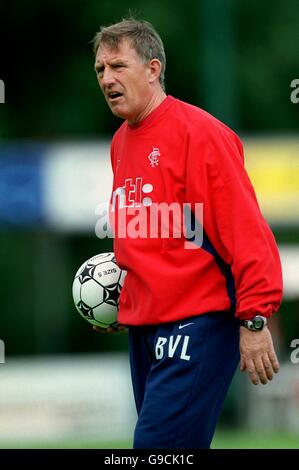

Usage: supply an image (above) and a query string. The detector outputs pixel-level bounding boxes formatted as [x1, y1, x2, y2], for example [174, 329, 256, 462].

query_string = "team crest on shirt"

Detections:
[148, 147, 160, 167]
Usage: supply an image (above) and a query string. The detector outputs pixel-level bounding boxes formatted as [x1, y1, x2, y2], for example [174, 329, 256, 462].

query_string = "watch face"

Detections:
[253, 317, 264, 330]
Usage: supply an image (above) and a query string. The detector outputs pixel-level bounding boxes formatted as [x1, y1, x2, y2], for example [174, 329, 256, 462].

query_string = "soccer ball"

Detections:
[72, 252, 126, 328]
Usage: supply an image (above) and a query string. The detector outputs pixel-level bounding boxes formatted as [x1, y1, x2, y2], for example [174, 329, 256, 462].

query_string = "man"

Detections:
[92, 18, 283, 449]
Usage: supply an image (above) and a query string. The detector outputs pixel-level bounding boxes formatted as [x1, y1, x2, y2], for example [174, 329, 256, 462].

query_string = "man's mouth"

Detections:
[107, 91, 123, 102]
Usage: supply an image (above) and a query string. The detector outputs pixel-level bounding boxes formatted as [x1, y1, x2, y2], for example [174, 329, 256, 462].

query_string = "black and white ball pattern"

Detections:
[72, 253, 126, 328]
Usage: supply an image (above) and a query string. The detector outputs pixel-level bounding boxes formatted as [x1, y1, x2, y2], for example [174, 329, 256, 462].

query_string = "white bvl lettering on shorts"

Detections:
[155, 337, 167, 359]
[168, 335, 181, 357]
[155, 335, 191, 361]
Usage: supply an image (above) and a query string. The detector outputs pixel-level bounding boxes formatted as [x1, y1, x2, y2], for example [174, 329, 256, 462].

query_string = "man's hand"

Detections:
[239, 326, 280, 385]
[93, 324, 127, 334]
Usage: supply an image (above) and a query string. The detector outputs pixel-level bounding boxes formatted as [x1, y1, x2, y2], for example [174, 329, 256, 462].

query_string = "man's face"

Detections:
[95, 39, 153, 123]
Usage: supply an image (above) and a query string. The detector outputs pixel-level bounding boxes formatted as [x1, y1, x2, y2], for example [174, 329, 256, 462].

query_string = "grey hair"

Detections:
[93, 18, 166, 90]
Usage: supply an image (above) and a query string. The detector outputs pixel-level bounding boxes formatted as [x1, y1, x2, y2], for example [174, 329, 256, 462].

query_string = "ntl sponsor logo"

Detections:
[0, 339, 5, 363]
[0, 79, 5, 103]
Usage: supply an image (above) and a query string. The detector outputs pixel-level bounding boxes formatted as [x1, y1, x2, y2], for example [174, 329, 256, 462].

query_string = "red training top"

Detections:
[109, 95, 283, 326]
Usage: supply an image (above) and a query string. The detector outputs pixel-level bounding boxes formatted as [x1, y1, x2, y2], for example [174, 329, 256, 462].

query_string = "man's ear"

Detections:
[148, 58, 162, 84]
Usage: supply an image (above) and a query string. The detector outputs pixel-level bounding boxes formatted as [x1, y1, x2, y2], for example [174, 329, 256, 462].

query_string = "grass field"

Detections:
[0, 429, 298, 449]
[212, 429, 299, 449]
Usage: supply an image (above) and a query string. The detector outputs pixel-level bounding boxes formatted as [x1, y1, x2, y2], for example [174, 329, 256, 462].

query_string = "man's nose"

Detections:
[100, 68, 115, 86]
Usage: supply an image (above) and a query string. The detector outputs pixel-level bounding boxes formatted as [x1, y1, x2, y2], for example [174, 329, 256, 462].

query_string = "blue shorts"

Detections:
[128, 311, 240, 449]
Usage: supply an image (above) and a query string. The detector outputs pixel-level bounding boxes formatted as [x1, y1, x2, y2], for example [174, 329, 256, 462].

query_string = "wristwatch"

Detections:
[239, 315, 267, 331]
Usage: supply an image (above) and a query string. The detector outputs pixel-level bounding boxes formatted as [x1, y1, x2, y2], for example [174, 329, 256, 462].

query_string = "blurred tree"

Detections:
[0, 0, 298, 138]
[235, 0, 299, 131]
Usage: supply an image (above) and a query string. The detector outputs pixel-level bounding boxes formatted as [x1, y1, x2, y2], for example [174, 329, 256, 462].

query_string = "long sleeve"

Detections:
[186, 121, 283, 320]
